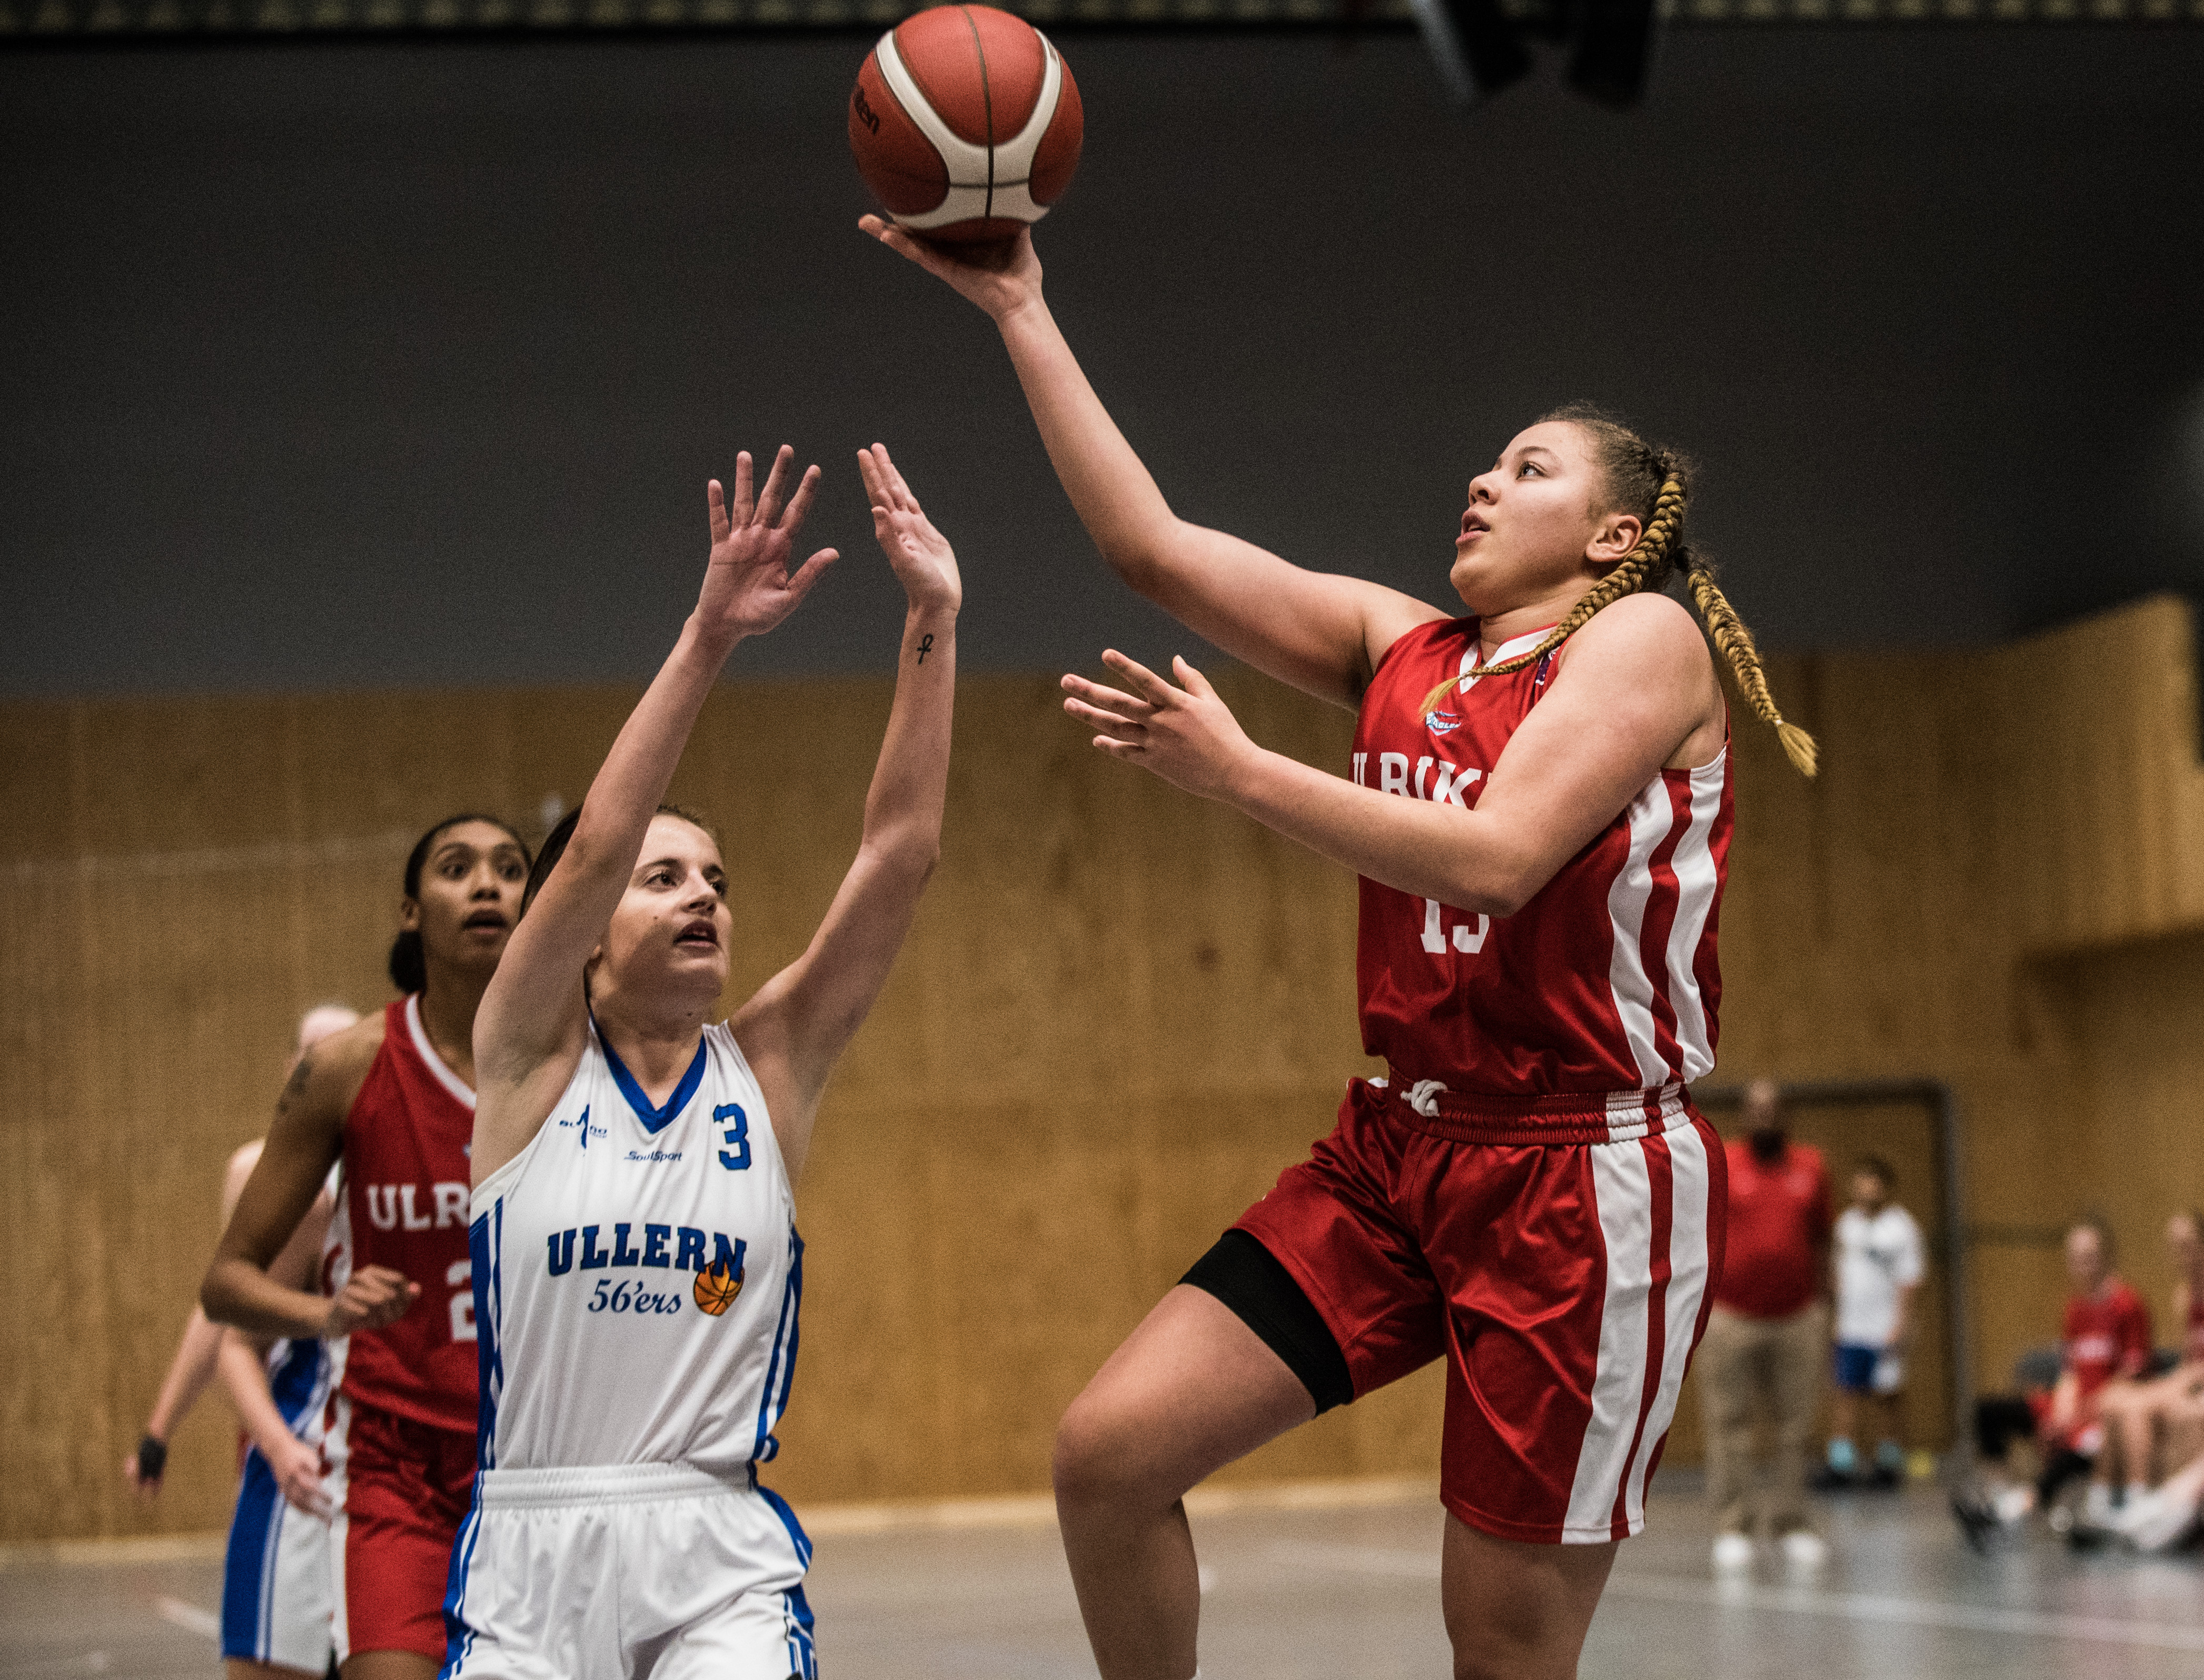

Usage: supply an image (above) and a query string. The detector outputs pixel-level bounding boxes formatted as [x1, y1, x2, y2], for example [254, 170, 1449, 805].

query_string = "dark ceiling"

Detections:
[3, 25, 2201, 695]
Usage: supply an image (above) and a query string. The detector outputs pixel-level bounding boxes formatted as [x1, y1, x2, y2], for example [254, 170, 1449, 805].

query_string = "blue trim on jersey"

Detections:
[782, 1583, 819, 1679]
[751, 1228, 804, 1465]
[594, 1018, 708, 1136]
[755, 1479, 815, 1569]
[265, 1336, 324, 1430]
[438, 1490, 485, 1679]
[470, 1202, 505, 1470]
[220, 1445, 282, 1659]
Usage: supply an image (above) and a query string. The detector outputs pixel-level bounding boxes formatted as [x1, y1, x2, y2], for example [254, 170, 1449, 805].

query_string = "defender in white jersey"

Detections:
[198, 1005, 358, 1680]
[216, 1139, 346, 1679]
[450, 443, 960, 1679]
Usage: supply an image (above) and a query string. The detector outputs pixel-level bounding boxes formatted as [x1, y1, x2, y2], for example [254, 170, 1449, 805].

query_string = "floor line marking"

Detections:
[1264, 1543, 2204, 1653]
[1603, 1574, 2204, 1653]
[152, 1596, 221, 1641]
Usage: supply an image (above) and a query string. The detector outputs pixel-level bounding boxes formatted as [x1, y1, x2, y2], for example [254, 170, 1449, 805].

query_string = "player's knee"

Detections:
[1051, 1387, 1155, 1512]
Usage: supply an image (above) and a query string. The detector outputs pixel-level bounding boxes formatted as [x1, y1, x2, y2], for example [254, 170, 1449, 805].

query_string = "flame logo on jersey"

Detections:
[693, 1255, 745, 1316]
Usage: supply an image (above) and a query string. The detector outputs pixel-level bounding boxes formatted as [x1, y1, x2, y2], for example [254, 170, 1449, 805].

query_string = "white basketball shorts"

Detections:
[220, 1443, 335, 1672]
[442, 1463, 817, 1680]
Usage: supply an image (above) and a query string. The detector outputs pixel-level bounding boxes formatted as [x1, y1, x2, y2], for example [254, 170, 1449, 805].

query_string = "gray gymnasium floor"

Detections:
[5, 1473, 2200, 1679]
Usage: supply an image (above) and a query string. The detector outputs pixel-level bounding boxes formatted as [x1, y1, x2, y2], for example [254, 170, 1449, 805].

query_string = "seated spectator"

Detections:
[1815, 1156, 1923, 1490]
[2086, 1210, 2204, 1542]
[2109, 1426, 2204, 1552]
[1952, 1218, 2151, 1549]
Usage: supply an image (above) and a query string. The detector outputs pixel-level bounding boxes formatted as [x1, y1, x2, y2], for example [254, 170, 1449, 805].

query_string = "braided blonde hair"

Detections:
[1418, 406, 1816, 778]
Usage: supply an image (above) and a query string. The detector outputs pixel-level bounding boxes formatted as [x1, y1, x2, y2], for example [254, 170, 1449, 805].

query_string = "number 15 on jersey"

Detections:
[1422, 899, 1490, 956]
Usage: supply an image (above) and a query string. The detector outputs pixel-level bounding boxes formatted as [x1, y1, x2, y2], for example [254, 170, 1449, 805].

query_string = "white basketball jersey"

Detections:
[469, 1019, 800, 1476]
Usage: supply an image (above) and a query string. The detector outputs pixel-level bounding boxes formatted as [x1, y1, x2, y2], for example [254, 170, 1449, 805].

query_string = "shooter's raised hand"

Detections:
[858, 216, 1044, 325]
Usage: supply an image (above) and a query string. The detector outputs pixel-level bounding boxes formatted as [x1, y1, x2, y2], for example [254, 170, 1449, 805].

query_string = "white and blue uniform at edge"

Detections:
[220, 1335, 334, 1662]
[441, 1016, 815, 1679]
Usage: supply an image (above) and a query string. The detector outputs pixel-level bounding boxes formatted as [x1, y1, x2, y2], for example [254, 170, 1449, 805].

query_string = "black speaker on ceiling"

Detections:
[1407, 0, 1661, 111]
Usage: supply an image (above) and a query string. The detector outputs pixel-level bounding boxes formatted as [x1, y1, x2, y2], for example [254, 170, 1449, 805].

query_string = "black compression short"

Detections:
[1181, 1228, 1355, 1415]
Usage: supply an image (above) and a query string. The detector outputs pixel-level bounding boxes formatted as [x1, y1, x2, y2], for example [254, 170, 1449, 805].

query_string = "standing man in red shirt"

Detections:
[1699, 1078, 1833, 1571]
[1954, 1218, 2152, 1547]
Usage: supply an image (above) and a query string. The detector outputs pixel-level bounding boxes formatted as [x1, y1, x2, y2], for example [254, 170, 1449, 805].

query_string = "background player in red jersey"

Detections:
[205, 814, 531, 1680]
[865, 221, 1813, 1680]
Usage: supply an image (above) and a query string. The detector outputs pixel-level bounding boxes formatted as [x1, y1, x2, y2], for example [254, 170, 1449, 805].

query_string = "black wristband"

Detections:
[136, 1434, 168, 1482]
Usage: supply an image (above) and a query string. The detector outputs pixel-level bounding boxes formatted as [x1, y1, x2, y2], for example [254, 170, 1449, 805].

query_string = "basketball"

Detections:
[848, 4, 1084, 245]
[693, 1256, 744, 1316]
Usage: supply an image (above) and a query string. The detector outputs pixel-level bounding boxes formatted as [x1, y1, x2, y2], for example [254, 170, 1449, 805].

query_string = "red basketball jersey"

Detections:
[2062, 1280, 2152, 1399]
[324, 995, 480, 1435]
[1352, 618, 1732, 1099]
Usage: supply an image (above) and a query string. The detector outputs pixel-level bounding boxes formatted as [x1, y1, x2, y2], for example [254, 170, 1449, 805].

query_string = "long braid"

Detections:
[1418, 412, 1817, 778]
[1681, 553, 1818, 777]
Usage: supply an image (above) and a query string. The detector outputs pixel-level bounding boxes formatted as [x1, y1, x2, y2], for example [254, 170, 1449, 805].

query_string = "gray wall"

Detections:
[4, 27, 2202, 695]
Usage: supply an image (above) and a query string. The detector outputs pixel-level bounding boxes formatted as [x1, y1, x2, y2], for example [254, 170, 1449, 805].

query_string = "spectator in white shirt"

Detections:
[1817, 1157, 1923, 1489]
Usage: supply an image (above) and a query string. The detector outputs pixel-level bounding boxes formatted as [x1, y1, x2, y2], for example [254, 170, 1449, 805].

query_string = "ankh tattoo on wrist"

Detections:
[916, 632, 935, 664]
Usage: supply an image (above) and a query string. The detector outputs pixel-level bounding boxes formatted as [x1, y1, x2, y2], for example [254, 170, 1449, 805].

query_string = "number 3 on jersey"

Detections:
[1422, 898, 1490, 956]
[717, 1102, 750, 1171]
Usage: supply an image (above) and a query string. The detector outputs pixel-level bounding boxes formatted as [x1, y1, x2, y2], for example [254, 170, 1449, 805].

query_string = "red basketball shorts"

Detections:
[1234, 1077, 1728, 1545]
[326, 1395, 478, 1662]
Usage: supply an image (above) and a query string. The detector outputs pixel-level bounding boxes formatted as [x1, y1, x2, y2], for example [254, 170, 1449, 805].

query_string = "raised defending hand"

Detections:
[858, 215, 1043, 324]
[1061, 651, 1257, 803]
[857, 444, 961, 616]
[698, 445, 839, 649]
[323, 1264, 419, 1339]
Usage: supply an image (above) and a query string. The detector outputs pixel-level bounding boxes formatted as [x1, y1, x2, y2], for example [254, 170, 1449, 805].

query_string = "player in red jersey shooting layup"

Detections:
[204, 814, 532, 1680]
[865, 220, 1816, 1680]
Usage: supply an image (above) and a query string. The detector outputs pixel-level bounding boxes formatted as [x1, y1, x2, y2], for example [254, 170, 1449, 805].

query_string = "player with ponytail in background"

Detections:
[866, 220, 1814, 1680]
[205, 814, 531, 1680]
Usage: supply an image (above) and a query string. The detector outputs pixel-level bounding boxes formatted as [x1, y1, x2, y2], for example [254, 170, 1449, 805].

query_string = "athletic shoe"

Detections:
[1711, 1532, 1755, 1573]
[1950, 1488, 2009, 1554]
[1779, 1529, 1829, 1570]
[2115, 1486, 2201, 1554]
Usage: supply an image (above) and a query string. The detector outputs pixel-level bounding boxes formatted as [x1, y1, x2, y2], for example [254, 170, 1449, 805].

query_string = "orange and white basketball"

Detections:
[848, 4, 1084, 244]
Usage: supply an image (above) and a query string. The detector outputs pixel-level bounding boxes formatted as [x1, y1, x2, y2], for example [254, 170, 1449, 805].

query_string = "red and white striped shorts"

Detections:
[1235, 1077, 1727, 1544]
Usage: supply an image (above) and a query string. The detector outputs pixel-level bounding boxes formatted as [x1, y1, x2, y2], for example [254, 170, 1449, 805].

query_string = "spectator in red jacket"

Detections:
[1700, 1078, 1834, 1572]
[1953, 1217, 2152, 1548]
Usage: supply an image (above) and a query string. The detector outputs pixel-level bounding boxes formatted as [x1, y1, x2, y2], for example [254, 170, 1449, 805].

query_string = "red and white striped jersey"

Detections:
[1352, 617, 1732, 1099]
[322, 995, 480, 1435]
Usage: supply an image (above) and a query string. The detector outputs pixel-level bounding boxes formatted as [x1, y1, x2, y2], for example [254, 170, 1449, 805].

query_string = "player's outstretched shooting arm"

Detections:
[470, 446, 839, 1187]
[729, 444, 959, 1182]
[861, 220, 1439, 709]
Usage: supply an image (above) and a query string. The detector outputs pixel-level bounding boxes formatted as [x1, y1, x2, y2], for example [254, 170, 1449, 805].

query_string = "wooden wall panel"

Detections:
[2059, 931, 2204, 1334]
[1988, 600, 2204, 953]
[6, 594, 2202, 1541]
